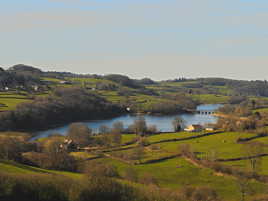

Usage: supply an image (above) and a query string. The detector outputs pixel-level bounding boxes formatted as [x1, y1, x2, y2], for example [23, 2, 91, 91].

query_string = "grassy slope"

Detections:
[86, 131, 268, 200]
[221, 134, 268, 175]
[154, 132, 263, 159]
[2, 131, 268, 201]
[0, 97, 32, 111]
[0, 161, 82, 179]
[190, 94, 230, 104]
[94, 157, 265, 201]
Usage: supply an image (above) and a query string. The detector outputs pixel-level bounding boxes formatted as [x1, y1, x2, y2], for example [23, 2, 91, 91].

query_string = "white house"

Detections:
[184, 124, 203, 132]
[205, 127, 214, 131]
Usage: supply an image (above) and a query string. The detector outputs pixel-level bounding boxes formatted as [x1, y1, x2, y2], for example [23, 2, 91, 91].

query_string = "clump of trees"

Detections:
[216, 116, 260, 132]
[0, 135, 33, 161]
[23, 136, 76, 171]
[67, 123, 94, 148]
[83, 161, 119, 179]
[218, 104, 251, 117]
[96, 121, 126, 147]
[0, 67, 42, 91]
[216, 101, 268, 132]
[104, 74, 142, 89]
[127, 116, 158, 136]
[0, 171, 136, 201]
[0, 87, 124, 131]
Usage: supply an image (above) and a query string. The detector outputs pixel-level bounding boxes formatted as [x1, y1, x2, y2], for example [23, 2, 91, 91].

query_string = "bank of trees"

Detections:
[0, 135, 33, 162]
[0, 87, 124, 131]
[0, 66, 41, 90]
[216, 100, 268, 132]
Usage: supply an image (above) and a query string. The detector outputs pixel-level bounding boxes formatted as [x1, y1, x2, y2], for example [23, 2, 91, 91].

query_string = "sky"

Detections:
[0, 0, 268, 80]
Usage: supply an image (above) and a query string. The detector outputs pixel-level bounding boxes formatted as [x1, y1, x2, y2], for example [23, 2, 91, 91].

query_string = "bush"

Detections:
[83, 161, 119, 179]
[123, 167, 138, 182]
[181, 186, 220, 201]
[0, 136, 29, 161]
[139, 173, 158, 186]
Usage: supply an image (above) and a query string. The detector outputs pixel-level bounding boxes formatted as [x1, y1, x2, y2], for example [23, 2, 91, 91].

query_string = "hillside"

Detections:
[2, 65, 268, 201]
[2, 129, 268, 201]
[1, 64, 268, 115]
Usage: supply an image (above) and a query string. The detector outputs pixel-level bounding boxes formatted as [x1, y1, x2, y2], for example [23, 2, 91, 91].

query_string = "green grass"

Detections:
[253, 107, 268, 113]
[147, 132, 202, 144]
[160, 81, 198, 87]
[42, 77, 65, 83]
[154, 132, 263, 159]
[111, 132, 264, 163]
[3, 130, 268, 201]
[122, 134, 137, 144]
[190, 94, 229, 104]
[222, 156, 268, 176]
[0, 97, 32, 111]
[70, 152, 98, 160]
[0, 161, 82, 179]
[93, 157, 266, 201]
[250, 135, 268, 145]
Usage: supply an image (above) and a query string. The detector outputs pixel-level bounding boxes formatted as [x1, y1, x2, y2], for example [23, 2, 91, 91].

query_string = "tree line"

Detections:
[0, 87, 124, 131]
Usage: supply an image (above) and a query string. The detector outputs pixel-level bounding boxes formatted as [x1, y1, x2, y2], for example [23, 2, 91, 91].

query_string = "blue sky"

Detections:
[1, 0, 268, 80]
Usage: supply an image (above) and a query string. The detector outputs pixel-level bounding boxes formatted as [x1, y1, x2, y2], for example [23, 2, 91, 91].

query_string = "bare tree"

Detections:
[112, 121, 124, 134]
[99, 125, 110, 134]
[0, 136, 25, 160]
[133, 116, 147, 136]
[67, 123, 93, 148]
[111, 121, 124, 145]
[124, 167, 138, 182]
[129, 145, 145, 163]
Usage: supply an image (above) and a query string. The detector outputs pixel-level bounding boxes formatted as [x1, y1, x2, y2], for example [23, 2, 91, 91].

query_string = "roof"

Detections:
[190, 124, 203, 128]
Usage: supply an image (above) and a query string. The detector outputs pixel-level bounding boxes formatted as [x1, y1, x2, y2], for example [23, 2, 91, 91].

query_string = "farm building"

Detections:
[205, 127, 214, 131]
[184, 124, 203, 132]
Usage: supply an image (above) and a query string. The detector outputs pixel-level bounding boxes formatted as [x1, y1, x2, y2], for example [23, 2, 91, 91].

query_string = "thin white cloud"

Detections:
[1, 0, 268, 79]
[15, 55, 267, 81]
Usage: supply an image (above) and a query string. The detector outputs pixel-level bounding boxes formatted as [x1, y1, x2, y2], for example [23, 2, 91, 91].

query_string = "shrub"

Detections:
[83, 161, 119, 179]
[123, 167, 138, 182]
[139, 173, 158, 186]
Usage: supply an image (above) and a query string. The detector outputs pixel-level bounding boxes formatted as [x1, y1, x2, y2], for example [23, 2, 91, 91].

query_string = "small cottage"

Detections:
[205, 127, 214, 131]
[184, 124, 203, 132]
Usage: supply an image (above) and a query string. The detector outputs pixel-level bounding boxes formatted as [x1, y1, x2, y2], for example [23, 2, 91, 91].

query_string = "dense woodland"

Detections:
[0, 87, 123, 131]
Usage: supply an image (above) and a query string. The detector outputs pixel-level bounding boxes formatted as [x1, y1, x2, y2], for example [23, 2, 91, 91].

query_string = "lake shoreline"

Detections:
[8, 109, 193, 137]
[27, 110, 194, 136]
[29, 111, 193, 140]
[31, 104, 222, 140]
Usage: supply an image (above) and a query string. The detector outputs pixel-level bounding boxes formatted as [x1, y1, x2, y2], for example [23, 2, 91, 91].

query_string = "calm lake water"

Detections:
[32, 104, 222, 140]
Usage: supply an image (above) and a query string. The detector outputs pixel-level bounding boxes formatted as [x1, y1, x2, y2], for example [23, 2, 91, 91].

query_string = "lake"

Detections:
[32, 104, 222, 140]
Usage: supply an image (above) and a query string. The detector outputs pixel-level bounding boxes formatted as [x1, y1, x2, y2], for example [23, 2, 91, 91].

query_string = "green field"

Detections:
[2, 130, 268, 201]
[190, 94, 230, 104]
[0, 97, 32, 111]
[92, 157, 265, 201]
[94, 131, 268, 200]
[0, 161, 82, 179]
[253, 107, 268, 113]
